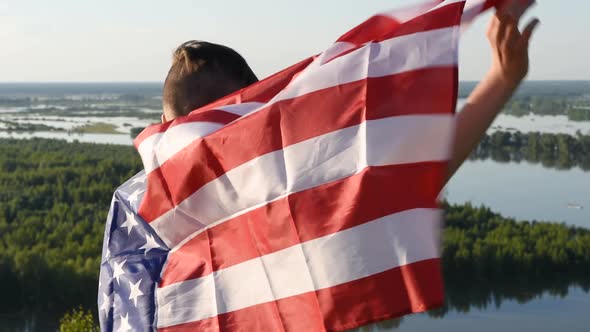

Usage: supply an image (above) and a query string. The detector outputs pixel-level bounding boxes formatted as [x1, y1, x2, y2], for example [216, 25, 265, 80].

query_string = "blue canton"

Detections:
[98, 171, 170, 332]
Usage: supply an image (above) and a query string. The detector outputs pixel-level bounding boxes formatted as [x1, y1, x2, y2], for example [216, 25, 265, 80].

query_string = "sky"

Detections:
[0, 0, 588, 82]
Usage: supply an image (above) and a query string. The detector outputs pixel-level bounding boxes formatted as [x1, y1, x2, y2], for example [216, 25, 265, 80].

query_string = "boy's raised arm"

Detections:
[447, 0, 540, 183]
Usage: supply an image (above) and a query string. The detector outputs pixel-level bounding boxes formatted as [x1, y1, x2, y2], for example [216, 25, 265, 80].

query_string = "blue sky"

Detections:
[0, 0, 588, 82]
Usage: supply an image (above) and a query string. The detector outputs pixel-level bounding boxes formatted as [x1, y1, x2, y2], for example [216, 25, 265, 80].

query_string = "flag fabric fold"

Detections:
[99, 1, 502, 330]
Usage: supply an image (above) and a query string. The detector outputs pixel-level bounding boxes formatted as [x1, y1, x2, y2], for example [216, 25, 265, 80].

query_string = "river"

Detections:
[359, 286, 590, 332]
[446, 159, 590, 229]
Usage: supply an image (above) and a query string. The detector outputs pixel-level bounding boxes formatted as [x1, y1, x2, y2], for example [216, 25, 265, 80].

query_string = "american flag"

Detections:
[99, 1, 502, 330]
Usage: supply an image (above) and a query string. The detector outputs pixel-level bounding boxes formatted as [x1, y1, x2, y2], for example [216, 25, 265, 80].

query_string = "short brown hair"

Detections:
[163, 41, 258, 118]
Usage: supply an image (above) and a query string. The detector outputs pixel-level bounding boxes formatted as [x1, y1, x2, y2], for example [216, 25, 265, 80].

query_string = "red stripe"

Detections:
[378, 1, 464, 42]
[158, 259, 443, 332]
[134, 119, 174, 147]
[160, 162, 445, 287]
[133, 110, 240, 148]
[339, 1, 463, 45]
[139, 67, 456, 223]
[134, 57, 315, 147]
[159, 292, 325, 332]
[317, 258, 443, 331]
[337, 14, 402, 45]
[485, 0, 508, 11]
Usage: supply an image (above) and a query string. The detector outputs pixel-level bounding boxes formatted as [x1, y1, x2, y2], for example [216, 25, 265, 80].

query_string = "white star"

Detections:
[127, 189, 144, 206]
[117, 313, 132, 332]
[128, 278, 144, 307]
[112, 259, 126, 285]
[131, 174, 147, 186]
[140, 234, 160, 254]
[120, 211, 139, 235]
[99, 292, 111, 313]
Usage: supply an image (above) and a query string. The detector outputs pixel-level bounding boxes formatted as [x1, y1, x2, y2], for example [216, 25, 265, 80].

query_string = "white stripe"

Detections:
[215, 102, 265, 117]
[156, 208, 441, 328]
[138, 27, 459, 176]
[138, 122, 225, 174]
[318, 41, 357, 65]
[464, 0, 486, 12]
[461, 0, 487, 26]
[151, 114, 455, 248]
[276, 27, 458, 101]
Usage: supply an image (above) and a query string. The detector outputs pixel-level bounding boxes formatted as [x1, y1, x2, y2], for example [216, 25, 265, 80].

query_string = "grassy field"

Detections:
[71, 122, 122, 134]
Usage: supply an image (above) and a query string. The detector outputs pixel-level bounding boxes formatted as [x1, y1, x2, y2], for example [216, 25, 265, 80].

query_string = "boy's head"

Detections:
[162, 41, 258, 122]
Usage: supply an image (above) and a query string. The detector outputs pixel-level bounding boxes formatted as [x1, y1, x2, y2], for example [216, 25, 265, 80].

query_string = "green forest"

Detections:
[0, 138, 142, 314]
[502, 96, 590, 121]
[471, 130, 590, 170]
[0, 138, 589, 327]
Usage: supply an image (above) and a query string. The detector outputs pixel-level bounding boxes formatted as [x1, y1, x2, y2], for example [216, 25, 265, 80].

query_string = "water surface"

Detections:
[446, 159, 590, 229]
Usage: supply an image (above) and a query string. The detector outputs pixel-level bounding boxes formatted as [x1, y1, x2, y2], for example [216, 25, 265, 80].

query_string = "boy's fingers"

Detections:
[504, 24, 519, 47]
[522, 18, 540, 44]
[499, 0, 536, 21]
[494, 12, 515, 43]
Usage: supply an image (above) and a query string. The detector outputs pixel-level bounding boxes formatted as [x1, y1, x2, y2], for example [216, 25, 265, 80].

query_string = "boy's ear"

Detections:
[161, 113, 167, 123]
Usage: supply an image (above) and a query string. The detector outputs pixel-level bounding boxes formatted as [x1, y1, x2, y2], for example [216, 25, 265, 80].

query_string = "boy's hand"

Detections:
[487, 0, 540, 87]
